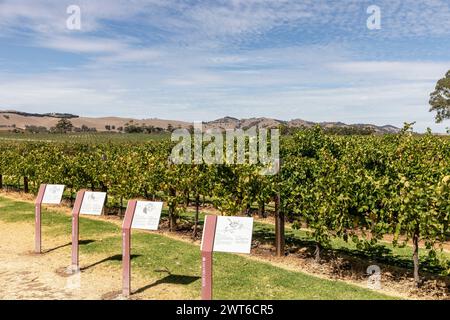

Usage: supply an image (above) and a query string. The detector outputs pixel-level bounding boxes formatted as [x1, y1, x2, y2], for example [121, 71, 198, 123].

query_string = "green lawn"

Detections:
[0, 196, 395, 300]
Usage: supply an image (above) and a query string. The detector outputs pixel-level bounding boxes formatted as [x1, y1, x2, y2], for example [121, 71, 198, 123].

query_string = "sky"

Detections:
[0, 0, 449, 132]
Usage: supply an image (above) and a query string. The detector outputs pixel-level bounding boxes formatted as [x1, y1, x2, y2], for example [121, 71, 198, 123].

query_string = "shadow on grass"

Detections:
[253, 224, 317, 250]
[43, 239, 96, 254]
[81, 254, 141, 271]
[134, 274, 200, 294]
[253, 224, 449, 275]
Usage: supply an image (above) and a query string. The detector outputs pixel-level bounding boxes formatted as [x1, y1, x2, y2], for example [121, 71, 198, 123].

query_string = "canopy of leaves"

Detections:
[430, 70, 450, 123]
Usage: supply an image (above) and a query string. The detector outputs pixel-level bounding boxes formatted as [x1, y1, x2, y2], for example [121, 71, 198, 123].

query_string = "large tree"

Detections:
[429, 70, 450, 123]
[51, 118, 73, 133]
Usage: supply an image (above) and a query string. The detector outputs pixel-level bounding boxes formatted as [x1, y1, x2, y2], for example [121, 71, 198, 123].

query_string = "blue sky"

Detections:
[0, 0, 450, 132]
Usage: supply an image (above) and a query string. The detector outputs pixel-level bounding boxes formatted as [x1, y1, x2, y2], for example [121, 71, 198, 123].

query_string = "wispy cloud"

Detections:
[40, 36, 127, 54]
[0, 0, 449, 132]
[329, 61, 450, 81]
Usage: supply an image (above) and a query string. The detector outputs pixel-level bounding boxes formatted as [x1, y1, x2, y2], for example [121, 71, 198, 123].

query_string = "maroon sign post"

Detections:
[121, 200, 163, 297]
[34, 184, 47, 254]
[201, 215, 218, 300]
[122, 200, 137, 297]
[71, 189, 86, 273]
[35, 184, 65, 254]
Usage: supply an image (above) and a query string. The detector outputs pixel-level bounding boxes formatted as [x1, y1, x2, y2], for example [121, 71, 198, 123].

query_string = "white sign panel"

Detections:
[213, 216, 253, 254]
[79, 192, 106, 216]
[42, 184, 65, 204]
[131, 201, 163, 231]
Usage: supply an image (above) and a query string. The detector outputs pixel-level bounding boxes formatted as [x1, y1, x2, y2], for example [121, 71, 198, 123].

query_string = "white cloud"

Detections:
[0, 1, 449, 133]
[0, 76, 125, 114]
[40, 36, 127, 54]
[2, 1, 450, 42]
[0, 63, 445, 132]
[329, 61, 450, 81]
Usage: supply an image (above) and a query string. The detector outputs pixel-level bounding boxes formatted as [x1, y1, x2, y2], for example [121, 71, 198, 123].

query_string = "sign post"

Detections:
[201, 215, 217, 300]
[71, 189, 86, 273]
[122, 200, 163, 297]
[200, 215, 253, 300]
[35, 184, 65, 254]
[122, 200, 137, 297]
[35, 185, 46, 253]
[71, 190, 106, 273]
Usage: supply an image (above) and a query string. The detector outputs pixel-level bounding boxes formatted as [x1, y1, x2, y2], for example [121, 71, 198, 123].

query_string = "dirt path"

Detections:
[0, 220, 189, 300]
[0, 222, 78, 299]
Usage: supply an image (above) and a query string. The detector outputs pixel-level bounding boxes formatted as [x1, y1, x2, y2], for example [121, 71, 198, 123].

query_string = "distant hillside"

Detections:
[203, 117, 400, 134]
[1, 110, 79, 119]
[0, 111, 189, 132]
[0, 110, 400, 134]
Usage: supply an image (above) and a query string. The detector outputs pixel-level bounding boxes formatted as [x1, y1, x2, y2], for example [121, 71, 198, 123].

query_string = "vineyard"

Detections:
[1, 126, 449, 291]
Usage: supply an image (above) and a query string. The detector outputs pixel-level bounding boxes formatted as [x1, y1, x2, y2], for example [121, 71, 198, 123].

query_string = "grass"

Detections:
[0, 196, 395, 300]
[174, 208, 450, 275]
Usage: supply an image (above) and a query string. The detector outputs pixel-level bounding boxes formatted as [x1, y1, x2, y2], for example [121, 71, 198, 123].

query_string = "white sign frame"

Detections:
[131, 201, 163, 231]
[212, 216, 254, 254]
[41, 184, 65, 205]
[79, 191, 106, 216]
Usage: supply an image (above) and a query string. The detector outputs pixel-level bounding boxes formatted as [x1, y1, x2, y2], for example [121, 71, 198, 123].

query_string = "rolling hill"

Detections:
[0, 110, 400, 134]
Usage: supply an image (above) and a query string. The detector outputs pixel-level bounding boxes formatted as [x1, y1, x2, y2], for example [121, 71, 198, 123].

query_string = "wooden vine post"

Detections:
[274, 158, 285, 257]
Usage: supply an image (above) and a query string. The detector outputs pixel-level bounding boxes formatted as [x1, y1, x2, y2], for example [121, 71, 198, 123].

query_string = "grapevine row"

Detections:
[0, 126, 449, 285]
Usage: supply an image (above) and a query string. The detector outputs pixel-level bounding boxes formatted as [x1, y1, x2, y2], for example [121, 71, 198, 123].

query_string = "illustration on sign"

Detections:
[79, 192, 106, 215]
[42, 184, 65, 205]
[212, 216, 253, 254]
[131, 201, 163, 230]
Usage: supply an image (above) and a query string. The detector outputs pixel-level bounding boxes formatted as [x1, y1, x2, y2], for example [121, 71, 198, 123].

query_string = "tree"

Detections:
[25, 125, 48, 133]
[51, 118, 73, 133]
[124, 124, 144, 133]
[429, 70, 450, 123]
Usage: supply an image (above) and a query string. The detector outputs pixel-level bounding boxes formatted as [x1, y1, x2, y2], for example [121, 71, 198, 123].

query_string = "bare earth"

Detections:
[0, 112, 190, 132]
[0, 219, 189, 300]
